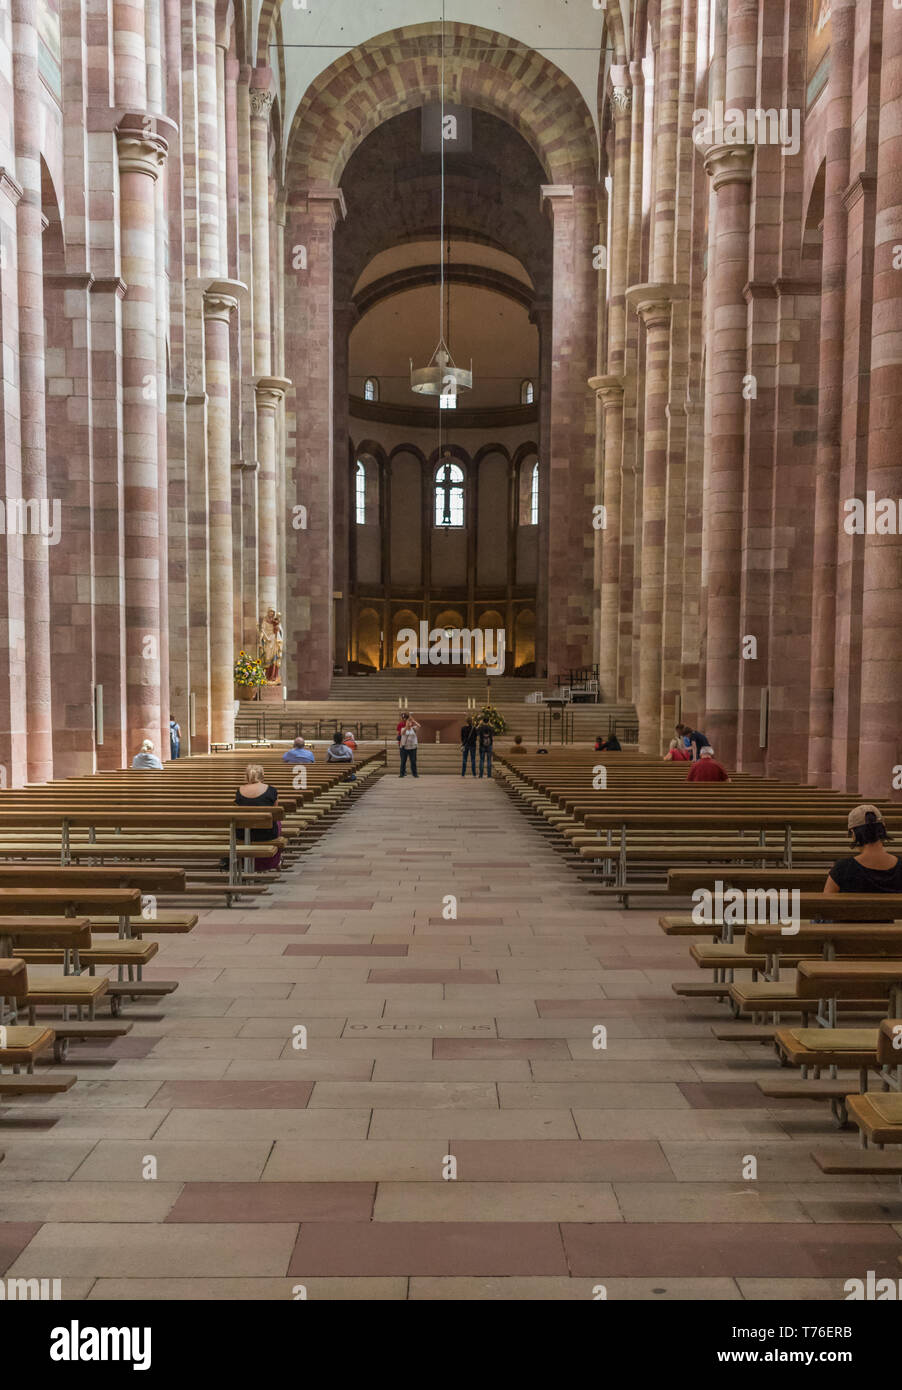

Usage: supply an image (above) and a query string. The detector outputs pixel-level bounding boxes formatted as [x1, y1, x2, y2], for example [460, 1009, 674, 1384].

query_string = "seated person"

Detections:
[677, 722, 708, 761]
[343, 729, 357, 750]
[536, 747, 549, 755]
[686, 745, 730, 782]
[664, 738, 691, 762]
[131, 739, 163, 770]
[282, 737, 315, 764]
[594, 734, 622, 752]
[327, 730, 356, 779]
[235, 763, 282, 870]
[826, 805, 902, 893]
[508, 735, 527, 755]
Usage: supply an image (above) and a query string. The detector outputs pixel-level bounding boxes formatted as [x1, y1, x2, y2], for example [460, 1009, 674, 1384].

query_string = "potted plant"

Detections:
[234, 651, 266, 701]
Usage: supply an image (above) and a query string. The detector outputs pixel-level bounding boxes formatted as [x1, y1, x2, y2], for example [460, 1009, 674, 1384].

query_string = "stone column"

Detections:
[11, 0, 53, 782]
[117, 116, 168, 753]
[255, 375, 291, 616]
[859, 0, 902, 798]
[807, 0, 856, 785]
[541, 184, 597, 684]
[591, 375, 625, 702]
[203, 281, 241, 744]
[284, 188, 345, 699]
[332, 301, 357, 675]
[593, 78, 632, 704]
[529, 298, 552, 677]
[702, 139, 755, 764]
[0, 166, 28, 785]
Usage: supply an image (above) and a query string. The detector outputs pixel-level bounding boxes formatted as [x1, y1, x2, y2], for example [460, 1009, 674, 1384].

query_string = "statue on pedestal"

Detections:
[258, 607, 283, 684]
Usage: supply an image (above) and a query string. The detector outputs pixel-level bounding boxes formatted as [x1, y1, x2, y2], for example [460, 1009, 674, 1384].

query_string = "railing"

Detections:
[536, 707, 574, 746]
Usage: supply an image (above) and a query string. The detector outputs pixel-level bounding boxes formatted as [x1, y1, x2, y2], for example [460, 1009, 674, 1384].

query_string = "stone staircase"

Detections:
[237, 669, 637, 748]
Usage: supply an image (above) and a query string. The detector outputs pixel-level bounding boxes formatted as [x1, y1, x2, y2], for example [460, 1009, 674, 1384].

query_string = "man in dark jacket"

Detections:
[477, 717, 494, 779]
[460, 715, 478, 777]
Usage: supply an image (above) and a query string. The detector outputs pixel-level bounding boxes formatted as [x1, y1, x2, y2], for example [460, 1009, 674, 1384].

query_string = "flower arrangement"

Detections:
[478, 704, 507, 734]
[233, 651, 266, 688]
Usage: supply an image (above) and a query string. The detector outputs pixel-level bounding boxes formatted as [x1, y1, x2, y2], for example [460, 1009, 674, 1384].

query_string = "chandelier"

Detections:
[409, 3, 472, 402]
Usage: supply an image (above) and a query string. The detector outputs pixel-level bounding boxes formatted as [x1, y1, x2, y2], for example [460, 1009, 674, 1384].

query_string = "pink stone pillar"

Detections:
[541, 184, 597, 684]
[702, 136, 755, 765]
[284, 189, 345, 699]
[203, 282, 240, 745]
[333, 301, 357, 675]
[0, 167, 28, 786]
[255, 376, 291, 616]
[117, 117, 168, 755]
[808, 0, 856, 784]
[859, 0, 902, 799]
[11, 0, 53, 782]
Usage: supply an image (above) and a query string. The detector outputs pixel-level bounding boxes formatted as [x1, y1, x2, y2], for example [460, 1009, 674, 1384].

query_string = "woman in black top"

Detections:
[235, 763, 282, 870]
[825, 804, 902, 894]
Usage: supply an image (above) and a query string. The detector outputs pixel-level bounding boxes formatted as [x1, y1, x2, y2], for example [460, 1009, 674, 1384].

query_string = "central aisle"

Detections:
[4, 774, 902, 1299]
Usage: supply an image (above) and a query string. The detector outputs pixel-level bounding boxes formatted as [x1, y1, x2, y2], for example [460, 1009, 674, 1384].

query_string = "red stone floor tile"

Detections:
[677, 1083, 800, 1110]
[452, 1140, 672, 1182]
[146, 1081, 314, 1109]
[561, 1223, 902, 1278]
[289, 1222, 569, 1276]
[166, 1182, 375, 1223]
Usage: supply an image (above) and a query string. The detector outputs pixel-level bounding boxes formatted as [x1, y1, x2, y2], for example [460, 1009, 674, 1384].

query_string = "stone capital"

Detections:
[115, 124, 168, 179]
[255, 375, 292, 410]
[703, 142, 755, 191]
[291, 188, 347, 228]
[610, 85, 632, 121]
[540, 184, 575, 218]
[842, 170, 877, 213]
[203, 277, 245, 321]
[589, 373, 625, 406]
[625, 282, 688, 327]
[249, 88, 274, 120]
[0, 167, 24, 207]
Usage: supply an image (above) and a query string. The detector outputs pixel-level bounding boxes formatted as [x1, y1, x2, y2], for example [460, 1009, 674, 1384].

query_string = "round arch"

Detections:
[284, 22, 598, 192]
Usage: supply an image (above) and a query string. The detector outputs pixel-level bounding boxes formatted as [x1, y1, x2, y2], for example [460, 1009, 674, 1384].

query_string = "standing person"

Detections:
[399, 716, 420, 778]
[477, 716, 494, 779]
[235, 763, 282, 871]
[131, 740, 163, 770]
[686, 746, 730, 782]
[460, 714, 478, 777]
[677, 722, 709, 761]
[825, 806, 902, 893]
[396, 715, 407, 747]
[169, 716, 181, 760]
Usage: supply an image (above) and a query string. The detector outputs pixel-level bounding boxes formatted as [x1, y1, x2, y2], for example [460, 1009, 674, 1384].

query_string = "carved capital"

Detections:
[589, 373, 625, 406]
[703, 141, 755, 191]
[115, 126, 168, 179]
[249, 88, 274, 119]
[625, 282, 688, 328]
[255, 375, 292, 410]
[610, 85, 632, 120]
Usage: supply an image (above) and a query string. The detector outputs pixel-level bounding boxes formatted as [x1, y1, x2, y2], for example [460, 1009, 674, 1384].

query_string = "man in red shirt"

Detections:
[686, 746, 731, 782]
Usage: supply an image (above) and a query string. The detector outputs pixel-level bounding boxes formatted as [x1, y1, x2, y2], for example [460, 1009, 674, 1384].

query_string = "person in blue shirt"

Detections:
[169, 717, 181, 760]
[282, 737, 315, 764]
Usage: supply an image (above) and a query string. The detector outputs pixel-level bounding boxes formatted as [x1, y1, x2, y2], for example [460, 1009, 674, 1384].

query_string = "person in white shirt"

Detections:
[399, 717, 421, 778]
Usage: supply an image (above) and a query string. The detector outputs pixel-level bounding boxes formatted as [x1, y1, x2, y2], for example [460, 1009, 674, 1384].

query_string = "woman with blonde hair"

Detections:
[234, 763, 282, 871]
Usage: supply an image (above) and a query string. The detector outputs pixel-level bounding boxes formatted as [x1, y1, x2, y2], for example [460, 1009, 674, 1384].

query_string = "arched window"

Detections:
[530, 461, 539, 525]
[520, 379, 535, 405]
[364, 377, 379, 402]
[355, 459, 367, 524]
[434, 459, 465, 528]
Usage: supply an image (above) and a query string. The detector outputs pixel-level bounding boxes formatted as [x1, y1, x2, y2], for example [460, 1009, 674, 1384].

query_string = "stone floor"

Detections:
[2, 774, 902, 1300]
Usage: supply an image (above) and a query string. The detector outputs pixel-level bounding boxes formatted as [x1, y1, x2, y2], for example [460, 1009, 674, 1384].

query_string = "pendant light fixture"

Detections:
[409, 1, 472, 404]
